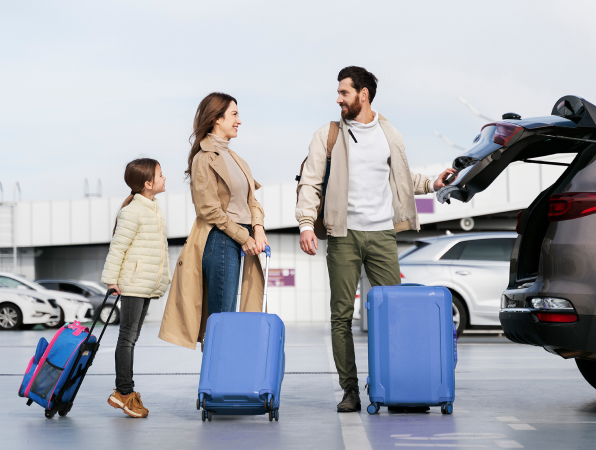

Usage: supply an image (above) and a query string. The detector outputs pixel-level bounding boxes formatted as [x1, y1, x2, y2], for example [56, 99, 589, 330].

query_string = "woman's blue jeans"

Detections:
[202, 225, 250, 315]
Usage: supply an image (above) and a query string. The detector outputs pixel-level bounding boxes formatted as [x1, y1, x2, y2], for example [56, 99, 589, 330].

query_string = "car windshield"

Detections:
[0, 276, 43, 290]
[399, 241, 430, 261]
[80, 281, 107, 294]
[83, 285, 104, 295]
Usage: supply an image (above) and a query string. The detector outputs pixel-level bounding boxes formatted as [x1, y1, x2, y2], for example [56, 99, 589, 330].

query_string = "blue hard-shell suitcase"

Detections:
[365, 283, 457, 415]
[198, 245, 285, 422]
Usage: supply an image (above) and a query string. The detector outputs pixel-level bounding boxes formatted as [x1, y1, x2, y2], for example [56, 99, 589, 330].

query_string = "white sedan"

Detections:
[0, 288, 60, 330]
[0, 273, 94, 328]
[399, 232, 517, 335]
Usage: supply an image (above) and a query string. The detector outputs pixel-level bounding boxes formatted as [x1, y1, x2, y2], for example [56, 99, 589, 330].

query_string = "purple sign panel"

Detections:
[268, 269, 296, 287]
[415, 198, 434, 214]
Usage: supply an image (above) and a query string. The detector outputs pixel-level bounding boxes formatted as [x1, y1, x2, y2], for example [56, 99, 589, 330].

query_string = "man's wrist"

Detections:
[300, 226, 314, 233]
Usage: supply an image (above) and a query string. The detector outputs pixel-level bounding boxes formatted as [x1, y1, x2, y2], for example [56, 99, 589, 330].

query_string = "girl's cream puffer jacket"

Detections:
[101, 194, 171, 298]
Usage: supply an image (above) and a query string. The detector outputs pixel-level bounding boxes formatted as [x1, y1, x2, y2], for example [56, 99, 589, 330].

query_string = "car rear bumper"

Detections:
[500, 309, 596, 356]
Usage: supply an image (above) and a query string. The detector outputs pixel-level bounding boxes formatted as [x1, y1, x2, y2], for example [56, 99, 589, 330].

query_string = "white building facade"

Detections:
[1, 155, 572, 323]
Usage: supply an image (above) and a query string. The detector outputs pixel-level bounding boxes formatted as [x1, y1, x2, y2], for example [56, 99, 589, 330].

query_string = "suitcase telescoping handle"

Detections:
[237, 245, 271, 313]
[87, 289, 121, 344]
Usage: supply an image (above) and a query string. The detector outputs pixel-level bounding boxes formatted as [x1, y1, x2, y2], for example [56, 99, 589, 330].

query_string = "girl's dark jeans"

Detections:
[115, 296, 151, 395]
[202, 225, 251, 316]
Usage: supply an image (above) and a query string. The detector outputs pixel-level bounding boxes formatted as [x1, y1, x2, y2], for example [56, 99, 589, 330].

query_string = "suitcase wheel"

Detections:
[58, 410, 68, 417]
[440, 403, 453, 415]
[269, 410, 273, 421]
[367, 403, 379, 415]
[44, 410, 56, 419]
[264, 394, 274, 412]
[196, 399, 201, 411]
[201, 410, 206, 422]
[275, 409, 279, 422]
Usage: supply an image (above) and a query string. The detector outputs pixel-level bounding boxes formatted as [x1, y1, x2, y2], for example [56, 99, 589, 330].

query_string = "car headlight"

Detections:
[530, 297, 574, 310]
[19, 294, 44, 304]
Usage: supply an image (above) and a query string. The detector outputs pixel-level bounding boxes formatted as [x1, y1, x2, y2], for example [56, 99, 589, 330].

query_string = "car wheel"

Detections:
[100, 305, 120, 325]
[0, 303, 23, 331]
[452, 294, 468, 337]
[43, 307, 64, 329]
[576, 359, 596, 390]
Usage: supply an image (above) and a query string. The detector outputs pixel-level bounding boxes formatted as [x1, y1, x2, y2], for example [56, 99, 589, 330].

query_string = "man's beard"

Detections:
[340, 96, 362, 120]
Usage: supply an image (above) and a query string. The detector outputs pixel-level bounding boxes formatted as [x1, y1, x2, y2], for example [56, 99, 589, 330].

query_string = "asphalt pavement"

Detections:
[1, 322, 595, 449]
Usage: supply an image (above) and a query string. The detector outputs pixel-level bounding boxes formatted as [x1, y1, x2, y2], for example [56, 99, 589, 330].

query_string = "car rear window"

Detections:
[440, 238, 515, 262]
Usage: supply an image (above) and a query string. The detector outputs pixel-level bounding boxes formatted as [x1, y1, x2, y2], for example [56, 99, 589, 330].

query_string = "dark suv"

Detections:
[438, 95, 596, 390]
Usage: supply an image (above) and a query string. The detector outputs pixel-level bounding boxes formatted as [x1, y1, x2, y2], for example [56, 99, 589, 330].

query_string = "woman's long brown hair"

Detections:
[185, 92, 237, 179]
[113, 158, 159, 235]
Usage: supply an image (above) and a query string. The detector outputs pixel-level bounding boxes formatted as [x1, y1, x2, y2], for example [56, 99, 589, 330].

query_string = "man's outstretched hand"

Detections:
[433, 168, 458, 192]
[300, 230, 318, 256]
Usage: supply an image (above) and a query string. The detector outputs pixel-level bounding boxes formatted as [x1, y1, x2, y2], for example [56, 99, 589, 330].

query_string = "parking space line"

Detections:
[507, 424, 536, 431]
[394, 445, 487, 448]
[325, 337, 372, 450]
[495, 417, 535, 431]
[494, 441, 524, 448]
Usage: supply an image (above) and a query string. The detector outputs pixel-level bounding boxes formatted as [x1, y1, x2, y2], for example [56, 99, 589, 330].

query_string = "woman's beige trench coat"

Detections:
[158, 137, 265, 350]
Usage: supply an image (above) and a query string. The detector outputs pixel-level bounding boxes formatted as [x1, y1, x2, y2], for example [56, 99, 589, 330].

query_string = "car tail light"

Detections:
[535, 313, 578, 323]
[400, 272, 405, 279]
[548, 192, 596, 221]
[516, 211, 523, 234]
[481, 122, 523, 146]
[531, 297, 574, 310]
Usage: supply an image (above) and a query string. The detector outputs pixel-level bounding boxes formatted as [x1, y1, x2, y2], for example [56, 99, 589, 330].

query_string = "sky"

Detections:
[2, 0, 596, 201]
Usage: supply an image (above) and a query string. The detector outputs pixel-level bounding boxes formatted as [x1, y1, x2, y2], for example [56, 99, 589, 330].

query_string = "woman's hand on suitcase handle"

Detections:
[108, 284, 121, 296]
[242, 236, 259, 256]
[254, 225, 269, 254]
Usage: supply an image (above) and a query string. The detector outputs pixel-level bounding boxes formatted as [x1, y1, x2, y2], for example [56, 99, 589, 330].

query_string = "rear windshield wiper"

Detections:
[541, 134, 596, 144]
[522, 159, 570, 167]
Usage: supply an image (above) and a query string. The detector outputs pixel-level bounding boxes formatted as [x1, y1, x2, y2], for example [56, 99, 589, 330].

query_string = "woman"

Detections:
[158, 92, 268, 350]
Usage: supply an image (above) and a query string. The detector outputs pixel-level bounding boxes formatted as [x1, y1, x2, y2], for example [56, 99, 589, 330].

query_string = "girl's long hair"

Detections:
[113, 158, 159, 235]
[185, 92, 237, 179]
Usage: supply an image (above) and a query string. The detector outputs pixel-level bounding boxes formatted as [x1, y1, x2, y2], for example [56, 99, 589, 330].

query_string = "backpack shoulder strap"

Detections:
[326, 121, 340, 158]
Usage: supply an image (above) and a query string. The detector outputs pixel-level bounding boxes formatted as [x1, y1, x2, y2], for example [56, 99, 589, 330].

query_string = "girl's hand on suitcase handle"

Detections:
[242, 236, 259, 256]
[108, 284, 121, 296]
[254, 225, 269, 254]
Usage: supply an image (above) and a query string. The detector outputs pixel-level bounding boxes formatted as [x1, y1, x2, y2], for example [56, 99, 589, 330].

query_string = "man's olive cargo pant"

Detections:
[327, 229, 401, 389]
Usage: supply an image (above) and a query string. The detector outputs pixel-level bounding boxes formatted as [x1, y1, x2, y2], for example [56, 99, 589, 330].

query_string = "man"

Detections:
[296, 66, 456, 413]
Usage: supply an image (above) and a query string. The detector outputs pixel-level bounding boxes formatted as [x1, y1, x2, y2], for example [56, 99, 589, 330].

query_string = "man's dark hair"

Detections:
[337, 66, 378, 103]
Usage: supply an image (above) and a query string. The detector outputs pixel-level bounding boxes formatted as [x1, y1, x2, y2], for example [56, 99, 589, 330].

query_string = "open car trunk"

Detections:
[437, 96, 596, 287]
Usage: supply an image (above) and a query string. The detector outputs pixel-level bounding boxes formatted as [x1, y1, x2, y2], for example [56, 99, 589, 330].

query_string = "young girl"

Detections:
[101, 158, 171, 418]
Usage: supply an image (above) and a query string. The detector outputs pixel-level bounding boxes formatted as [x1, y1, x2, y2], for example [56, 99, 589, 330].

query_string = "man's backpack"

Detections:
[295, 121, 340, 240]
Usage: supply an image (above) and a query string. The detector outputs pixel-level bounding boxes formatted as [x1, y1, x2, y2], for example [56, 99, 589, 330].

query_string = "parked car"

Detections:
[79, 281, 107, 295]
[0, 288, 60, 330]
[0, 273, 93, 328]
[36, 279, 120, 324]
[437, 95, 596, 389]
[399, 232, 517, 336]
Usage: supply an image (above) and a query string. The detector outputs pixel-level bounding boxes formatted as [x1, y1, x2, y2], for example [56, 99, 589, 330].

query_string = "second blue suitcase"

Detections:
[198, 246, 285, 422]
[365, 283, 456, 415]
